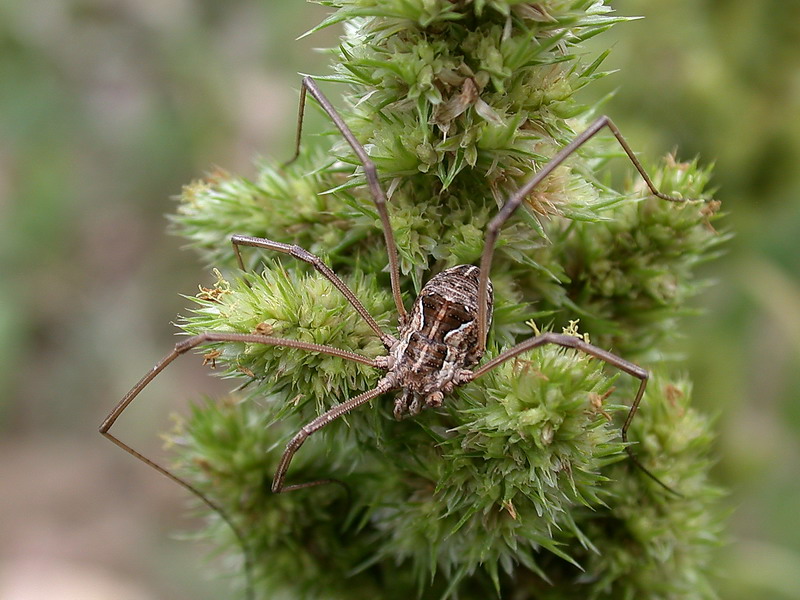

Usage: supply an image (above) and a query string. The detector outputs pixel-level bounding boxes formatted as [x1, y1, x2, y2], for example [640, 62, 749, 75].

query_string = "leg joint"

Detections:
[363, 159, 378, 180]
[287, 430, 308, 452]
[175, 335, 202, 354]
[543, 332, 578, 348]
[290, 244, 319, 266]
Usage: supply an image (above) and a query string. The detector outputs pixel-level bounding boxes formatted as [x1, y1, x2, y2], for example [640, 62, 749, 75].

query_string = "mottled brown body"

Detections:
[391, 265, 493, 418]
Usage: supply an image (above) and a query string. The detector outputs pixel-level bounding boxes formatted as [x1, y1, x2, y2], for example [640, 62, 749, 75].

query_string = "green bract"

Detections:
[169, 1, 725, 598]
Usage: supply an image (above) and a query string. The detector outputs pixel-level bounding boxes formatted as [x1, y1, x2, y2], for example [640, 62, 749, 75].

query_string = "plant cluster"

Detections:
[169, 1, 725, 598]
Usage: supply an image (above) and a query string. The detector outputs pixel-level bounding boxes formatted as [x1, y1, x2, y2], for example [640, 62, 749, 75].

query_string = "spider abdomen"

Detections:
[391, 265, 493, 418]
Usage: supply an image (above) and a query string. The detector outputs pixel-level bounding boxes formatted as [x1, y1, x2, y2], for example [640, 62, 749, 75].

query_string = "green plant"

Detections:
[169, 1, 726, 598]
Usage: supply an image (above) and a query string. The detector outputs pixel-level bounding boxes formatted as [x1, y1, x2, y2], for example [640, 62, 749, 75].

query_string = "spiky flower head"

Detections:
[167, 1, 726, 598]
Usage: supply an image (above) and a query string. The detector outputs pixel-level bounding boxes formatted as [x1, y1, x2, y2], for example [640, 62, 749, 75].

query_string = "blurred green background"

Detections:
[1, 1, 798, 598]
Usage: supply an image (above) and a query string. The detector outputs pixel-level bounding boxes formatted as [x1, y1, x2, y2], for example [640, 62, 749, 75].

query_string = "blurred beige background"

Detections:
[1, 1, 798, 598]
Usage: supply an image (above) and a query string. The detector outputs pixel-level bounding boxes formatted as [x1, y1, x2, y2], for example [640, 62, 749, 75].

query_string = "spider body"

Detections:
[390, 264, 493, 418]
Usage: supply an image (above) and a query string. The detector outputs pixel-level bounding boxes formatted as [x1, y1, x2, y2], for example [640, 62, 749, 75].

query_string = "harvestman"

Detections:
[101, 76, 690, 597]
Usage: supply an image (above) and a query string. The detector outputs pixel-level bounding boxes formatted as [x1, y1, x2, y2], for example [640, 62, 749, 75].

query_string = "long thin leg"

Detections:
[272, 376, 396, 493]
[470, 332, 680, 495]
[285, 76, 406, 319]
[100, 333, 386, 599]
[232, 234, 397, 347]
[476, 115, 691, 353]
